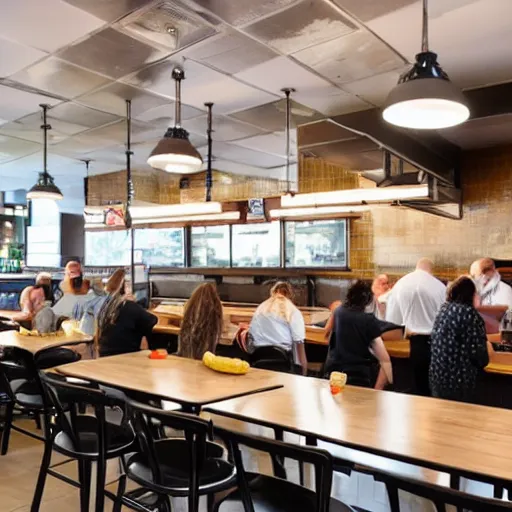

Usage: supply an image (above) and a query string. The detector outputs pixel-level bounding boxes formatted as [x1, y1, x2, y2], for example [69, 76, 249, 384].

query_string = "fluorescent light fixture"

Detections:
[132, 211, 240, 225]
[130, 202, 223, 220]
[270, 205, 370, 218]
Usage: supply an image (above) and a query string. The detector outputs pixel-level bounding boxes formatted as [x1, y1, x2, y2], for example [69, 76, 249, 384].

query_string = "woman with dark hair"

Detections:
[177, 283, 223, 360]
[324, 280, 393, 389]
[429, 275, 490, 402]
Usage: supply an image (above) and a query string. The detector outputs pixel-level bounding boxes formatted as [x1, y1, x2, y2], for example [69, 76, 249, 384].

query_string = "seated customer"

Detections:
[53, 261, 91, 318]
[430, 276, 490, 403]
[97, 274, 157, 357]
[177, 283, 223, 360]
[324, 280, 393, 389]
[248, 282, 308, 375]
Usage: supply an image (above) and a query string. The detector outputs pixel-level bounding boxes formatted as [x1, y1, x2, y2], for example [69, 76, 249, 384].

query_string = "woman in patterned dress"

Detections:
[429, 276, 490, 402]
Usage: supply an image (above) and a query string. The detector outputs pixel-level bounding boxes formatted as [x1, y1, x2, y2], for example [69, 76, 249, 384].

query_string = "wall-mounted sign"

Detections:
[84, 204, 125, 228]
[248, 198, 264, 219]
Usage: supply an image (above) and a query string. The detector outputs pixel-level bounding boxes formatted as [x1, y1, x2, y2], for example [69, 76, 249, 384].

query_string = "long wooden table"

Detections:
[205, 379, 512, 485]
[0, 329, 93, 354]
[56, 351, 293, 408]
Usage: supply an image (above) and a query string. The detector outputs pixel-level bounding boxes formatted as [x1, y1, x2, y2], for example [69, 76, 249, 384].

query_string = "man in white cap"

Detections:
[386, 258, 446, 396]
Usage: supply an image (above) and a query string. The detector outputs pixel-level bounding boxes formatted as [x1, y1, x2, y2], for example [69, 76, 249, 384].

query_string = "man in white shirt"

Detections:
[470, 258, 512, 309]
[386, 258, 446, 396]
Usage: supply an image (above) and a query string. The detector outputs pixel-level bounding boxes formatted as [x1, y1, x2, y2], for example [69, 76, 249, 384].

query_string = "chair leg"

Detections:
[34, 412, 42, 430]
[112, 473, 126, 512]
[385, 482, 400, 512]
[1, 401, 14, 455]
[271, 428, 287, 479]
[95, 458, 107, 511]
[78, 460, 92, 512]
[30, 437, 53, 512]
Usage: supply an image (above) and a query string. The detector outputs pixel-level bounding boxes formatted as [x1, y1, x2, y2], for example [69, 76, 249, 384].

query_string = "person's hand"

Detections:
[124, 293, 136, 301]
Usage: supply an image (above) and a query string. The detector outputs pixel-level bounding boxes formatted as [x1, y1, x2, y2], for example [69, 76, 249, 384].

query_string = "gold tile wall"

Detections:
[298, 155, 360, 192]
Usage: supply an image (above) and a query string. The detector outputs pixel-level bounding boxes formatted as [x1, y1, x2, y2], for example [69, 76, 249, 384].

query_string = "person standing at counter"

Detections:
[177, 283, 223, 360]
[430, 276, 490, 402]
[470, 258, 512, 309]
[386, 258, 446, 396]
[248, 281, 308, 375]
[52, 261, 91, 318]
[368, 273, 391, 319]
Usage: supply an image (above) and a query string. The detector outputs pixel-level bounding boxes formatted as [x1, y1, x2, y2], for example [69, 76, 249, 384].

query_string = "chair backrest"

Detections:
[374, 469, 512, 512]
[125, 399, 216, 499]
[214, 425, 334, 512]
[40, 371, 129, 456]
[250, 346, 293, 373]
[0, 346, 46, 404]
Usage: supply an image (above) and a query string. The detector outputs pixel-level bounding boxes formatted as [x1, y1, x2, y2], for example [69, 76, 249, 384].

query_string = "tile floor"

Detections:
[0, 415, 499, 511]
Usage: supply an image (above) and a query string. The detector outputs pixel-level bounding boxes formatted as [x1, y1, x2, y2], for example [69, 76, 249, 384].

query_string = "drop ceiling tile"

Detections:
[10, 57, 111, 100]
[52, 132, 120, 157]
[77, 82, 170, 117]
[243, 0, 357, 54]
[115, 0, 217, 52]
[62, 0, 153, 22]
[191, 0, 300, 27]
[0, 0, 105, 53]
[331, 0, 416, 22]
[236, 56, 331, 95]
[0, 114, 78, 144]
[295, 86, 371, 116]
[343, 69, 403, 106]
[0, 135, 40, 163]
[292, 30, 406, 85]
[230, 99, 323, 132]
[58, 27, 170, 80]
[81, 145, 127, 166]
[0, 38, 47, 78]
[184, 31, 278, 75]
[0, 84, 61, 122]
[49, 102, 121, 129]
[184, 115, 267, 142]
[232, 131, 297, 157]
[199, 141, 287, 168]
[83, 119, 159, 144]
[135, 102, 204, 124]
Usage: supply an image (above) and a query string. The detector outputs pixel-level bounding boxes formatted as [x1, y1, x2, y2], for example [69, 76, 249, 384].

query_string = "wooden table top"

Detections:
[0, 329, 93, 353]
[56, 351, 292, 407]
[206, 379, 512, 484]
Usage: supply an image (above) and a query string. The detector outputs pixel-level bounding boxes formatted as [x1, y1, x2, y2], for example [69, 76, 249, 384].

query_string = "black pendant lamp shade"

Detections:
[26, 104, 63, 201]
[382, 0, 469, 130]
[147, 67, 203, 174]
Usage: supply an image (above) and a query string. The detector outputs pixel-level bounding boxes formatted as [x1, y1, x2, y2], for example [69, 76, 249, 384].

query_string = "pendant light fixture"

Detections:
[382, 0, 469, 130]
[26, 104, 63, 201]
[147, 67, 203, 174]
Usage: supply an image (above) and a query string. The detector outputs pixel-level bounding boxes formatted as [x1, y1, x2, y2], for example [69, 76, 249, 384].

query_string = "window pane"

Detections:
[285, 219, 347, 268]
[134, 228, 184, 267]
[85, 230, 131, 266]
[191, 225, 230, 267]
[232, 222, 280, 268]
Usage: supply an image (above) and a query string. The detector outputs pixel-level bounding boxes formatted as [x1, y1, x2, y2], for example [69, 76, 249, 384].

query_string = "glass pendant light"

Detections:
[26, 104, 63, 200]
[382, 0, 469, 130]
[147, 67, 203, 174]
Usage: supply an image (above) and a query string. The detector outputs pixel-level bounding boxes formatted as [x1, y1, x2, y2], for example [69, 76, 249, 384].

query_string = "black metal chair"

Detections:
[32, 372, 136, 512]
[0, 346, 50, 455]
[117, 399, 236, 512]
[212, 425, 357, 512]
[371, 467, 512, 512]
[249, 346, 295, 373]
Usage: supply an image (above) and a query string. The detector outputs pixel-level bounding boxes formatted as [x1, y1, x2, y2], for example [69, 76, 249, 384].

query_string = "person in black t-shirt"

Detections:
[324, 280, 393, 389]
[97, 275, 157, 358]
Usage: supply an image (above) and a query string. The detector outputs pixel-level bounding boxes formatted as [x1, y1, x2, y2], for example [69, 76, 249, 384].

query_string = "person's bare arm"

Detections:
[296, 342, 308, 376]
[370, 336, 393, 389]
[324, 314, 334, 343]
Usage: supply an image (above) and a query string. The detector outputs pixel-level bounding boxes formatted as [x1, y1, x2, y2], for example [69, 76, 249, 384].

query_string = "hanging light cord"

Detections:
[281, 88, 295, 195]
[421, 0, 429, 52]
[40, 104, 51, 177]
[173, 67, 184, 128]
[125, 100, 134, 213]
[205, 102, 213, 202]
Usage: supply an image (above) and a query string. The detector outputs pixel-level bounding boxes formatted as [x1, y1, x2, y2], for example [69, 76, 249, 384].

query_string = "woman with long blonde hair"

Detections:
[177, 283, 223, 360]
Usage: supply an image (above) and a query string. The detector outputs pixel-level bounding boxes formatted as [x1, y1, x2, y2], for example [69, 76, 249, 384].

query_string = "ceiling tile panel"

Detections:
[0, 38, 48, 79]
[10, 57, 111, 100]
[292, 30, 406, 85]
[58, 27, 170, 80]
[115, 1, 217, 52]
[62, 0, 154, 22]
[48, 102, 121, 129]
[0, 114, 80, 144]
[135, 103, 204, 124]
[52, 132, 120, 157]
[232, 131, 297, 157]
[184, 115, 267, 142]
[198, 141, 287, 168]
[342, 69, 404, 106]
[190, 0, 300, 26]
[332, 0, 416, 22]
[229, 99, 323, 132]
[0, 135, 40, 164]
[0, 0, 105, 53]
[77, 82, 170, 117]
[184, 31, 278, 75]
[0, 84, 61, 122]
[295, 86, 371, 116]
[243, 0, 357, 54]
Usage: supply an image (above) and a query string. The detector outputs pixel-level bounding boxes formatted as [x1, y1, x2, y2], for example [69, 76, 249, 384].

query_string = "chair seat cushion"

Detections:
[15, 391, 44, 408]
[54, 415, 135, 458]
[218, 474, 355, 512]
[126, 438, 235, 495]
